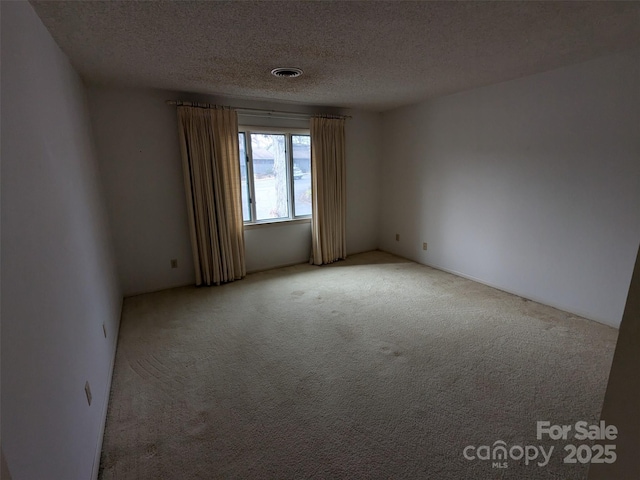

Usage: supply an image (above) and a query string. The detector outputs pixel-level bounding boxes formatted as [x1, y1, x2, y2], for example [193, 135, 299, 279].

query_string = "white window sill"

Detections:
[243, 217, 311, 230]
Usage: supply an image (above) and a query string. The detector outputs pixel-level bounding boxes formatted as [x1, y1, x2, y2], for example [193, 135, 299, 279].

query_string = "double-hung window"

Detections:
[238, 127, 312, 224]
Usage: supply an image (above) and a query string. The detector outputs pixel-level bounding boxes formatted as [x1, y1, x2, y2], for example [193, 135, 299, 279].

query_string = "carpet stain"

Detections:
[379, 343, 404, 359]
[143, 444, 157, 458]
[335, 323, 357, 342]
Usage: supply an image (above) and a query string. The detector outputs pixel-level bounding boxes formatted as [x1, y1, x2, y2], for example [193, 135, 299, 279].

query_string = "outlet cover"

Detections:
[423, 242, 428, 250]
[171, 259, 178, 269]
[84, 381, 92, 406]
[395, 234, 400, 241]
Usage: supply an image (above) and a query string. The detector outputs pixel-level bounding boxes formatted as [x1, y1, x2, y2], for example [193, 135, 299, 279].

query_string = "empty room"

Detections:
[2, 1, 639, 479]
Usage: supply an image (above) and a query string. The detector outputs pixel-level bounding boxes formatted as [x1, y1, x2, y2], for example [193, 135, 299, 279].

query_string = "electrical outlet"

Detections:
[102, 323, 107, 338]
[395, 233, 400, 241]
[84, 381, 92, 406]
[171, 259, 178, 269]
[423, 242, 428, 251]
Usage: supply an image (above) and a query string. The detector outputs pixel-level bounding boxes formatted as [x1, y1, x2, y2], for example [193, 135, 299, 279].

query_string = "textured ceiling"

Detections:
[31, 1, 640, 111]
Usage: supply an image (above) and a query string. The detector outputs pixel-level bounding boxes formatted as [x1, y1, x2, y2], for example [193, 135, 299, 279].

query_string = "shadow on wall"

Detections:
[1, 448, 12, 480]
[589, 243, 640, 479]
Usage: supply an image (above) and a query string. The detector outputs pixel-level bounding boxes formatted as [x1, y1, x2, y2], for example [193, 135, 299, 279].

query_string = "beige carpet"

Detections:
[99, 250, 617, 479]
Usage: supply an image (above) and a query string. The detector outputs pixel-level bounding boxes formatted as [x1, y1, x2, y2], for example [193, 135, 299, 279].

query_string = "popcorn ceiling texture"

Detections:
[30, 1, 640, 111]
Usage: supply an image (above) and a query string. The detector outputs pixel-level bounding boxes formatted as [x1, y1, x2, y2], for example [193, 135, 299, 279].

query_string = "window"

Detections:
[238, 128, 311, 224]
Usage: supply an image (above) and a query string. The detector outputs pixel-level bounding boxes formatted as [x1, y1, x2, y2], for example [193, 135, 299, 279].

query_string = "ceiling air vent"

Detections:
[271, 67, 303, 78]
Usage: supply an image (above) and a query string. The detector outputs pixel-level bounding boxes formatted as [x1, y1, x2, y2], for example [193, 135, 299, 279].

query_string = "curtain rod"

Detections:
[165, 100, 351, 120]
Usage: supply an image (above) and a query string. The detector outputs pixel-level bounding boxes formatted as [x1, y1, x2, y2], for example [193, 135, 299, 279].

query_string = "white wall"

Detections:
[87, 88, 195, 295]
[244, 222, 312, 272]
[380, 49, 640, 327]
[87, 87, 381, 294]
[1, 3, 122, 480]
[345, 110, 382, 254]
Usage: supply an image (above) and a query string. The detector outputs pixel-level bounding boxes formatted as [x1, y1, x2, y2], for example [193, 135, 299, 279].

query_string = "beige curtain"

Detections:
[177, 105, 246, 285]
[310, 116, 347, 265]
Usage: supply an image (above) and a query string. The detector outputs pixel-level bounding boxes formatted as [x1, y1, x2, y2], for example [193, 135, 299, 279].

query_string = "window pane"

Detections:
[292, 134, 311, 216]
[251, 133, 289, 220]
[238, 133, 250, 222]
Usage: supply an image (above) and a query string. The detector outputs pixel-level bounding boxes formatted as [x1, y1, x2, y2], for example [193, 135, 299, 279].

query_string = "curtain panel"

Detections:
[177, 106, 246, 285]
[310, 116, 347, 265]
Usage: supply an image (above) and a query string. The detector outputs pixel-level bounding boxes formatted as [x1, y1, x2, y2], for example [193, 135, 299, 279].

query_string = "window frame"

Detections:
[238, 126, 312, 226]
